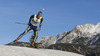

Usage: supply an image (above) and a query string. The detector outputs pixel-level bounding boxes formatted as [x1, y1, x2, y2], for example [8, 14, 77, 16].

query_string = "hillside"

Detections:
[0, 45, 83, 56]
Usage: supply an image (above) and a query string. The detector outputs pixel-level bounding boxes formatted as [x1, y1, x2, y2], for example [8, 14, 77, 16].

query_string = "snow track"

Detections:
[0, 45, 83, 56]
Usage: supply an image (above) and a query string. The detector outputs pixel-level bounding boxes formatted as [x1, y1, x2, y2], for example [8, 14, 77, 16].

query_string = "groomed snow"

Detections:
[0, 45, 83, 56]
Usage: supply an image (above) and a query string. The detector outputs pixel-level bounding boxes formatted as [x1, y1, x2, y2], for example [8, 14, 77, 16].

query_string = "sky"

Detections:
[0, 0, 100, 45]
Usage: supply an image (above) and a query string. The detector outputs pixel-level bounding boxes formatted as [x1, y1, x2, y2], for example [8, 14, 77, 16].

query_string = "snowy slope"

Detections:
[0, 45, 83, 56]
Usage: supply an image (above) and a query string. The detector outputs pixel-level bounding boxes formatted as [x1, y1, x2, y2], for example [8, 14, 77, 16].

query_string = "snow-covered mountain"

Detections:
[0, 45, 83, 56]
[37, 22, 100, 47]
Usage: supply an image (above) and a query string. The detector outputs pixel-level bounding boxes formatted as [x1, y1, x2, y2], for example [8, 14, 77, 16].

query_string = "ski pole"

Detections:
[15, 22, 28, 25]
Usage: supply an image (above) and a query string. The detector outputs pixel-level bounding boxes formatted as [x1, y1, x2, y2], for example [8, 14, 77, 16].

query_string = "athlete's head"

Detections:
[38, 11, 42, 15]
[37, 11, 42, 19]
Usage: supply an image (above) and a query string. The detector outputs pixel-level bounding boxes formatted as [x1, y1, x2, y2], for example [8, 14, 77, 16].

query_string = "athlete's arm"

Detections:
[39, 18, 43, 31]
[28, 15, 34, 25]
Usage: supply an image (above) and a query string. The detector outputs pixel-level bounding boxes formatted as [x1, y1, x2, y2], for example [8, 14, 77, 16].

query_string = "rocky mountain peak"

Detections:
[71, 23, 100, 35]
[38, 22, 100, 47]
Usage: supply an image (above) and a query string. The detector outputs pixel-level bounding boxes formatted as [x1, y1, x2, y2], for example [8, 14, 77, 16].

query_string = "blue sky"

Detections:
[0, 0, 100, 45]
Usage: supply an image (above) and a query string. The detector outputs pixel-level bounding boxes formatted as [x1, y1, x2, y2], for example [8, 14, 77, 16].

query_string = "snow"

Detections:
[0, 45, 83, 56]
[75, 23, 100, 34]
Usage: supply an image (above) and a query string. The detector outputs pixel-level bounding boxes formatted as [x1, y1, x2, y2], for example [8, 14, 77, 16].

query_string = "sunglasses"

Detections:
[38, 13, 42, 15]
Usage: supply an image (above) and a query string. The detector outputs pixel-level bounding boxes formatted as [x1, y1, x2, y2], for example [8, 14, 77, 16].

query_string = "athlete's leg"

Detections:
[31, 27, 38, 46]
[33, 29, 38, 42]
[14, 26, 31, 42]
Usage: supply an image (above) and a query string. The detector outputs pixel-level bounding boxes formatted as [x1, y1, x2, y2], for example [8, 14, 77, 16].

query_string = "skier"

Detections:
[12, 11, 43, 46]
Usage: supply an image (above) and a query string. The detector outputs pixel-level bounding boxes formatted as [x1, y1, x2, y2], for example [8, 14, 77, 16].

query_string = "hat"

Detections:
[38, 11, 42, 15]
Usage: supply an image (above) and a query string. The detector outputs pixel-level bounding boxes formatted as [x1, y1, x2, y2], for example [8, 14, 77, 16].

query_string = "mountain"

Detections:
[37, 22, 100, 47]
[36, 22, 100, 55]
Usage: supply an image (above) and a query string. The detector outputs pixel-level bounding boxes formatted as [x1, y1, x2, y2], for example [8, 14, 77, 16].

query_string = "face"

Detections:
[37, 15, 42, 19]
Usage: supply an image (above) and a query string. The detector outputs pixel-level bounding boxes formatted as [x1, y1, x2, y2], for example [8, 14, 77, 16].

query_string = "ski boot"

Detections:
[11, 38, 19, 44]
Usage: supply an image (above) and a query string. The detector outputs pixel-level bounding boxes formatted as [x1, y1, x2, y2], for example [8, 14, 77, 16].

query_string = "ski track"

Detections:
[0, 45, 83, 56]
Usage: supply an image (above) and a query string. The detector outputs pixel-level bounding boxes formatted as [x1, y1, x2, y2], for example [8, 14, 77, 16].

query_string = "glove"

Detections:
[28, 23, 31, 26]
[29, 35, 34, 43]
[38, 27, 41, 31]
